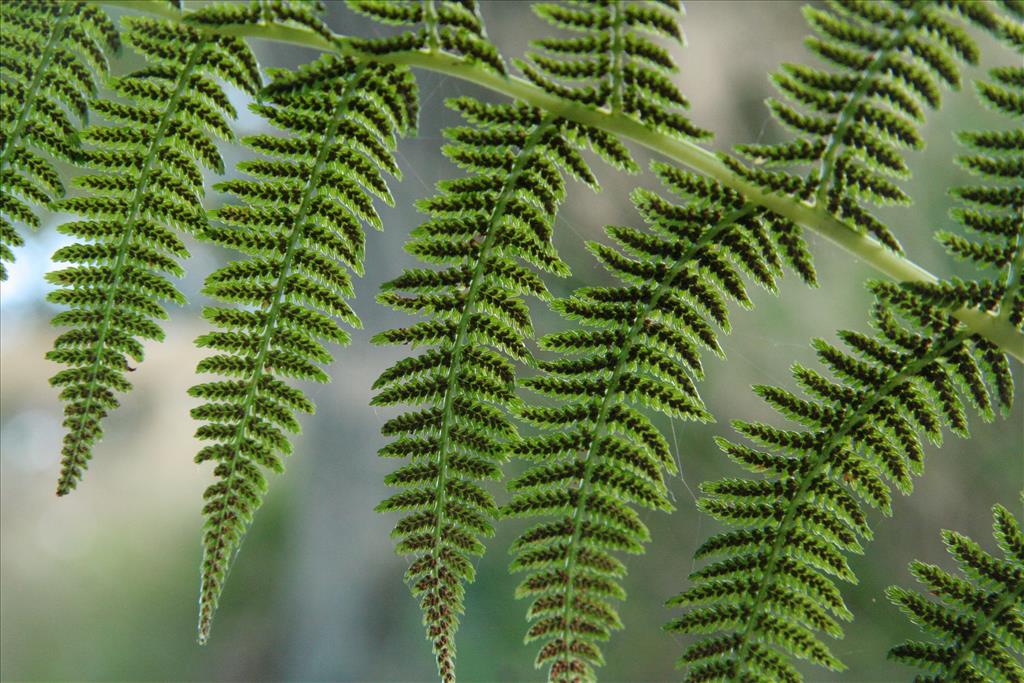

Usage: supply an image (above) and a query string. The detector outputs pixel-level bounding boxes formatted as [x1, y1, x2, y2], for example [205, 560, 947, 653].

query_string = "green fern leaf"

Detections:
[373, 95, 622, 682]
[45, 16, 261, 496]
[667, 305, 1016, 680]
[189, 54, 416, 643]
[667, 65, 1024, 680]
[522, 0, 710, 140]
[887, 501, 1024, 682]
[503, 156, 824, 682]
[731, 0, 1012, 253]
[0, 0, 120, 280]
[347, 0, 506, 74]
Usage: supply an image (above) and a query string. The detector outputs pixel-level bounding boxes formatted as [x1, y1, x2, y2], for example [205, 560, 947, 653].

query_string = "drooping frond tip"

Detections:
[505, 156, 823, 682]
[191, 53, 416, 644]
[46, 16, 260, 497]
[887, 502, 1024, 682]
[1, 0, 119, 280]
[372, 94, 633, 681]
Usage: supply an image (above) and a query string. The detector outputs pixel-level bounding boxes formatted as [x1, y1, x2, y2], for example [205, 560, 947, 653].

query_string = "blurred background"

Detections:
[1, 1, 1021, 681]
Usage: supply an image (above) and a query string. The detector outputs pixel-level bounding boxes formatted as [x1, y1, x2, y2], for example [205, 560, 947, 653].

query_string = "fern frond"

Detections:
[667, 68, 1024, 677]
[732, 0, 1009, 253]
[45, 16, 261, 496]
[190, 54, 416, 644]
[504, 158, 821, 683]
[666, 302, 1018, 680]
[346, 0, 505, 74]
[887, 501, 1024, 682]
[373, 96, 621, 682]
[0, 0, 120, 279]
[522, 0, 710, 140]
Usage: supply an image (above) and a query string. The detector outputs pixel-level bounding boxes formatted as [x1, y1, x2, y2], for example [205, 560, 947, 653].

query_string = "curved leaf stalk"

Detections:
[195, 63, 367, 645]
[346, 0, 505, 74]
[668, 60, 1022, 677]
[53, 38, 207, 496]
[96, 0, 1024, 359]
[733, 0, 997, 254]
[555, 206, 753, 681]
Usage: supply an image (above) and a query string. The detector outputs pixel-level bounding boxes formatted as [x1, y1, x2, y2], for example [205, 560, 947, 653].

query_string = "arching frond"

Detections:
[887, 501, 1024, 683]
[372, 96, 626, 682]
[731, 0, 1007, 253]
[0, 0, 120, 279]
[346, 0, 506, 74]
[522, 0, 710, 140]
[190, 54, 417, 644]
[45, 16, 261, 496]
[666, 65, 1023, 680]
[504, 159, 818, 683]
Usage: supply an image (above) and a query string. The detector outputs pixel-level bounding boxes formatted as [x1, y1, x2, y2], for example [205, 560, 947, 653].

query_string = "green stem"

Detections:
[196, 64, 365, 644]
[95, 0, 1024, 361]
[0, 2, 73, 173]
[56, 37, 206, 495]
[555, 204, 756, 678]
[813, 1, 926, 205]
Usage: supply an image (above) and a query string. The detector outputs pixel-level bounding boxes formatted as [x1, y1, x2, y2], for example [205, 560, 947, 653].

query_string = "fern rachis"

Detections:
[193, 72, 359, 643]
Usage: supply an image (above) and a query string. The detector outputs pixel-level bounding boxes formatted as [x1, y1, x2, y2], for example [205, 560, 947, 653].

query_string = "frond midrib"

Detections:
[57, 36, 207, 495]
[554, 203, 756, 676]
[428, 116, 557, 659]
[197, 63, 366, 643]
[94, 0, 1024, 361]
[725, 330, 970, 681]
[0, 2, 73, 172]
